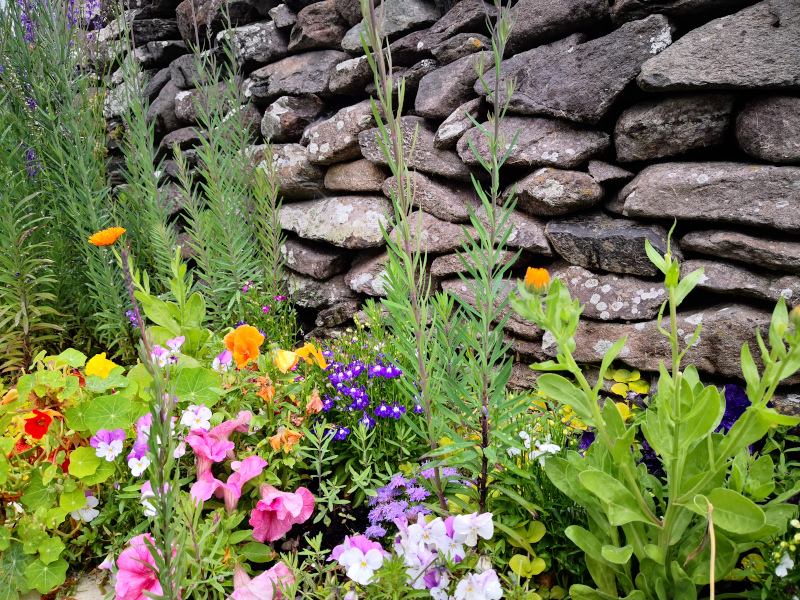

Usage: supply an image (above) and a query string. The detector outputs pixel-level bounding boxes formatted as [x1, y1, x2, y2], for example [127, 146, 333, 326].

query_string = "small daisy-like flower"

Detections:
[88, 227, 126, 246]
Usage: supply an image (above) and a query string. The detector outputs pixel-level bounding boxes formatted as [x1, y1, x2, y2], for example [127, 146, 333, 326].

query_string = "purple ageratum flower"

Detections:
[375, 403, 391, 418]
[388, 473, 408, 489]
[383, 500, 408, 521]
[375, 485, 400, 504]
[407, 505, 431, 519]
[90, 428, 126, 461]
[407, 486, 430, 502]
[364, 525, 387, 539]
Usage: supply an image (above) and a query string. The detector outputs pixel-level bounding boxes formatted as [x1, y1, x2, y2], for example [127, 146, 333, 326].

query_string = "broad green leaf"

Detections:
[54, 349, 87, 368]
[682, 488, 766, 534]
[613, 369, 632, 383]
[0, 542, 33, 596]
[644, 238, 667, 274]
[81, 459, 115, 486]
[134, 293, 181, 334]
[644, 544, 665, 565]
[37, 538, 65, 565]
[63, 404, 89, 432]
[569, 584, 646, 600]
[24, 557, 68, 593]
[59, 489, 87, 513]
[675, 267, 704, 306]
[628, 379, 649, 394]
[601, 545, 633, 564]
[0, 438, 13, 455]
[21, 471, 57, 512]
[240, 542, 272, 562]
[680, 386, 721, 448]
[82, 394, 134, 434]
[526, 521, 546, 544]
[536, 374, 595, 425]
[579, 471, 654, 526]
[740, 344, 760, 402]
[183, 293, 206, 328]
[509, 554, 546, 578]
[229, 530, 254, 544]
[0, 527, 10, 551]
[68, 447, 101, 479]
[174, 367, 222, 407]
[565, 526, 608, 566]
[85, 367, 129, 394]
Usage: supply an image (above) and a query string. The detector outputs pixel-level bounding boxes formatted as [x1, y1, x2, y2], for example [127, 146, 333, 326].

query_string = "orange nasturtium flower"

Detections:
[88, 227, 126, 246]
[295, 342, 328, 370]
[224, 325, 265, 370]
[274, 350, 300, 374]
[306, 388, 323, 415]
[269, 426, 303, 453]
[256, 377, 275, 402]
[523, 267, 551, 296]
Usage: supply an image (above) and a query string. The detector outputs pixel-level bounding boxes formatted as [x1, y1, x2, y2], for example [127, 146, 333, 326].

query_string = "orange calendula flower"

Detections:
[523, 267, 551, 296]
[269, 426, 303, 453]
[88, 227, 126, 246]
[306, 388, 323, 415]
[224, 325, 265, 370]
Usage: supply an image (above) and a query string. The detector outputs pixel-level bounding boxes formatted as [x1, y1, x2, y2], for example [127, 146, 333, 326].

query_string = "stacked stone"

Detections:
[96, 0, 800, 408]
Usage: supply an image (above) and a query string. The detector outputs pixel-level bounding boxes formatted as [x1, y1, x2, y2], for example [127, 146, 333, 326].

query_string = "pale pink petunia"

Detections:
[249, 485, 315, 543]
[231, 562, 294, 600]
[185, 430, 234, 475]
[190, 456, 268, 514]
[208, 410, 253, 461]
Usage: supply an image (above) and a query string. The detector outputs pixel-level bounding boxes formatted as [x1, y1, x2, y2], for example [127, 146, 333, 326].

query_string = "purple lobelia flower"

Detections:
[359, 414, 376, 429]
[332, 426, 350, 441]
[375, 403, 391, 418]
[390, 404, 406, 419]
[718, 384, 750, 431]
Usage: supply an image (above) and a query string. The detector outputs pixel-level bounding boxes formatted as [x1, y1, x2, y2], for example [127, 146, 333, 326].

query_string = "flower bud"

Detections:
[476, 554, 492, 573]
[523, 267, 550, 296]
[790, 305, 800, 329]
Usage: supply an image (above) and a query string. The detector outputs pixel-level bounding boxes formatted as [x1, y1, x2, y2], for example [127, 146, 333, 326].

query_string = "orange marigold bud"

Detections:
[88, 227, 126, 246]
[523, 267, 551, 296]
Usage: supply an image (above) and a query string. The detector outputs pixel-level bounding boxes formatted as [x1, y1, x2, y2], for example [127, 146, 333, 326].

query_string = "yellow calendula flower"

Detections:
[85, 353, 119, 379]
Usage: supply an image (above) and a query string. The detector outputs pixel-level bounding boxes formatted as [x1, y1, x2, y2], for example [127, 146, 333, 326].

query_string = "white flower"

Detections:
[436, 533, 466, 562]
[454, 570, 503, 600]
[776, 553, 795, 578]
[408, 517, 446, 550]
[94, 439, 124, 462]
[11, 502, 23, 515]
[173, 441, 186, 458]
[71, 495, 100, 523]
[507, 447, 521, 457]
[531, 435, 561, 466]
[453, 513, 494, 547]
[339, 547, 384, 585]
[180, 405, 212, 431]
[128, 455, 151, 477]
[141, 482, 157, 517]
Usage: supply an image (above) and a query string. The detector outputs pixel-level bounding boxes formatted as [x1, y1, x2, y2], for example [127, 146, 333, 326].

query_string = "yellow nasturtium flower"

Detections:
[295, 342, 328, 370]
[85, 353, 119, 379]
[274, 350, 300, 374]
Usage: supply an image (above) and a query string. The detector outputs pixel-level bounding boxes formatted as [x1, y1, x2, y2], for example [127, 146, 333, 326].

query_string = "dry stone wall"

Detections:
[96, 0, 800, 409]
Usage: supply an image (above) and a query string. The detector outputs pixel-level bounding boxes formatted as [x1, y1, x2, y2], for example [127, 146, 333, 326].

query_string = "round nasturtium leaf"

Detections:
[174, 367, 222, 407]
[509, 554, 546, 578]
[81, 459, 115, 486]
[68, 447, 101, 479]
[37, 537, 65, 565]
[82, 394, 134, 434]
[24, 557, 68, 593]
[59, 488, 87, 513]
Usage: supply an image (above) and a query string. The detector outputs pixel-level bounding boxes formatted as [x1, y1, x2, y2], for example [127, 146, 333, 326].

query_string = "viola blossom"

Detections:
[90, 428, 126, 461]
[128, 454, 151, 477]
[181, 404, 212, 431]
[776, 553, 795, 578]
[232, 562, 294, 600]
[150, 345, 171, 368]
[212, 349, 233, 372]
[424, 566, 452, 600]
[453, 570, 503, 600]
[338, 546, 385, 585]
[409, 517, 447, 550]
[224, 325, 265, 370]
[453, 513, 494, 547]
[71, 492, 100, 523]
[115, 534, 174, 600]
[85, 352, 120, 379]
[531, 435, 561, 467]
[249, 484, 315, 543]
[190, 455, 268, 514]
[166, 336, 185, 354]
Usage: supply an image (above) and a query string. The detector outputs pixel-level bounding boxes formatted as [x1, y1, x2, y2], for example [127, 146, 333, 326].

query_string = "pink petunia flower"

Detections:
[249, 485, 315, 543]
[114, 534, 170, 600]
[231, 562, 294, 600]
[190, 456, 268, 514]
[185, 431, 234, 476]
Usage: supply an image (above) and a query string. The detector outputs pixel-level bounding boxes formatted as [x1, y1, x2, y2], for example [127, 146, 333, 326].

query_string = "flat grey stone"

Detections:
[216, 21, 289, 69]
[360, 116, 475, 181]
[261, 94, 326, 143]
[620, 162, 800, 234]
[506, 0, 609, 54]
[282, 271, 361, 309]
[541, 303, 798, 382]
[638, 1, 800, 91]
[281, 237, 351, 279]
[431, 33, 489, 65]
[382, 171, 479, 223]
[269, 4, 298, 27]
[434, 97, 486, 149]
[458, 115, 610, 169]
[345, 250, 391, 296]
[250, 143, 325, 200]
[681, 258, 800, 308]
[325, 159, 389, 192]
[279, 196, 392, 248]
[430, 250, 525, 277]
[415, 52, 489, 119]
[478, 207, 552, 256]
[681, 230, 800, 274]
[329, 55, 374, 95]
[508, 167, 605, 216]
[588, 160, 634, 183]
[550, 262, 666, 321]
[546, 212, 679, 276]
[288, 0, 349, 51]
[303, 100, 378, 165]
[483, 16, 673, 123]
[248, 50, 349, 103]
[736, 96, 800, 164]
[316, 300, 363, 327]
[611, 0, 754, 25]
[390, 210, 477, 254]
[341, 0, 440, 53]
[615, 93, 735, 162]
